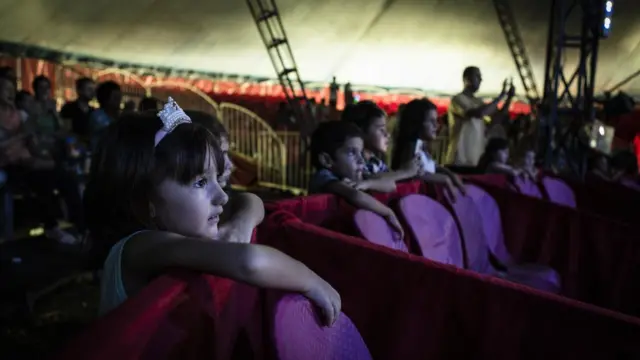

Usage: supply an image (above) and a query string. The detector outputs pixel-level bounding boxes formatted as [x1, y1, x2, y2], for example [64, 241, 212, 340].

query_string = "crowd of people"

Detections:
[0, 65, 163, 245]
[1, 61, 638, 325]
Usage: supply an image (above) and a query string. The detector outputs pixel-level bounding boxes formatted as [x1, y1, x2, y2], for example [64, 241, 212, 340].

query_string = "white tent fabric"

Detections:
[0, 0, 638, 96]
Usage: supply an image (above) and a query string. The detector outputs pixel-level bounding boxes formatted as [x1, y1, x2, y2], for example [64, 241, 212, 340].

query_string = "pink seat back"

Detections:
[542, 177, 577, 208]
[620, 177, 640, 192]
[354, 210, 409, 252]
[514, 177, 543, 198]
[444, 187, 495, 274]
[465, 184, 513, 265]
[398, 194, 465, 267]
[273, 294, 372, 360]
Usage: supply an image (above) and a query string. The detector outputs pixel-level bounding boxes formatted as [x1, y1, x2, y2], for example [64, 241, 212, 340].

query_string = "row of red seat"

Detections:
[57, 175, 640, 359]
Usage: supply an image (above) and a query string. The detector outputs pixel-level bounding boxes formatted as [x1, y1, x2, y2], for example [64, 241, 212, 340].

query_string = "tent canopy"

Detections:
[0, 0, 639, 96]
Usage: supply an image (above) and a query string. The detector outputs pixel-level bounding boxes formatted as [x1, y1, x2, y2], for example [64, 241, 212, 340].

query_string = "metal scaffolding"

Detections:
[540, 0, 603, 177]
[246, 0, 314, 136]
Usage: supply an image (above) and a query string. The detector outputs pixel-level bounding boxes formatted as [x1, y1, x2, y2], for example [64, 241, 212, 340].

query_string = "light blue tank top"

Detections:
[98, 231, 146, 316]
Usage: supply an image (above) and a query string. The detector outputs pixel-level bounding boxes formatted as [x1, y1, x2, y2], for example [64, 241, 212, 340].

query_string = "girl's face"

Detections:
[152, 153, 229, 239]
[421, 109, 439, 141]
[523, 150, 535, 169]
[495, 148, 509, 164]
[217, 136, 233, 188]
[363, 116, 389, 154]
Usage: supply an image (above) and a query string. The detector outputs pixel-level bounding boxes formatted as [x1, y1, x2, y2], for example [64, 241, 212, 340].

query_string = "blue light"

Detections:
[601, 1, 613, 37]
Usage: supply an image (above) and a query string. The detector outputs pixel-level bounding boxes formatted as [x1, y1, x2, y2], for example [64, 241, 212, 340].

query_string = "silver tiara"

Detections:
[157, 97, 191, 132]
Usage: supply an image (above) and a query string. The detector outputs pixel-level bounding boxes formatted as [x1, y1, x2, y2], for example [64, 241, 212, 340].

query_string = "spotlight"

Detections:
[601, 0, 613, 38]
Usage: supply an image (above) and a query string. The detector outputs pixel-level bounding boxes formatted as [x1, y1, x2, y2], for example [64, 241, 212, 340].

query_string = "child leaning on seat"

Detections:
[85, 99, 340, 325]
[390, 98, 466, 199]
[342, 101, 421, 183]
[187, 110, 263, 243]
[308, 121, 404, 239]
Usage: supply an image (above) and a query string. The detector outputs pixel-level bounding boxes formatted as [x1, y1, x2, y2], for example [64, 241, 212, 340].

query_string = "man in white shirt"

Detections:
[445, 66, 515, 166]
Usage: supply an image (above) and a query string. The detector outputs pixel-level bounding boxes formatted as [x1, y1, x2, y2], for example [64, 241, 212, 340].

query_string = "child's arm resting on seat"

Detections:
[124, 231, 341, 326]
[324, 181, 404, 239]
[353, 178, 397, 193]
[218, 192, 265, 243]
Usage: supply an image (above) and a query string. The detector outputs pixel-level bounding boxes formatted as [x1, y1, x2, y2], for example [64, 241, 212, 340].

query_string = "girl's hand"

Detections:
[402, 155, 422, 176]
[385, 212, 405, 240]
[449, 173, 466, 195]
[303, 276, 342, 326]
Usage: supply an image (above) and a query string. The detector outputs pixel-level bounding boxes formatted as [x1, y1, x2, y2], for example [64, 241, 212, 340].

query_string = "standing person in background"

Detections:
[88, 81, 122, 151]
[344, 82, 354, 106]
[60, 77, 96, 141]
[0, 66, 17, 90]
[445, 66, 514, 166]
[329, 77, 339, 109]
[139, 97, 160, 112]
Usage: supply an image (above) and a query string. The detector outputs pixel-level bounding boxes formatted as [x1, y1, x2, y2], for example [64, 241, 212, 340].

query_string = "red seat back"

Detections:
[398, 194, 464, 267]
[542, 177, 577, 208]
[464, 184, 513, 265]
[513, 177, 543, 198]
[271, 294, 372, 360]
[443, 187, 495, 274]
[354, 209, 409, 253]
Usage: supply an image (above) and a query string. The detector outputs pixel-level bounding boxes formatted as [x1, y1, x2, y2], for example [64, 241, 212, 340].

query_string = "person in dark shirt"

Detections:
[60, 77, 96, 140]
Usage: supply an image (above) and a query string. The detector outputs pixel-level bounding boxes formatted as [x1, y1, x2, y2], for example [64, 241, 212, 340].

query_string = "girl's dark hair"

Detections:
[477, 137, 510, 172]
[187, 110, 228, 138]
[84, 111, 223, 258]
[342, 100, 386, 132]
[390, 98, 437, 170]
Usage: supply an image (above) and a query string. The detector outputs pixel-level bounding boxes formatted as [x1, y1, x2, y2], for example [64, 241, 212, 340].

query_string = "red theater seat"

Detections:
[397, 194, 465, 268]
[541, 177, 577, 208]
[513, 176, 543, 198]
[450, 185, 561, 293]
[354, 209, 409, 253]
[260, 211, 640, 359]
[268, 294, 372, 360]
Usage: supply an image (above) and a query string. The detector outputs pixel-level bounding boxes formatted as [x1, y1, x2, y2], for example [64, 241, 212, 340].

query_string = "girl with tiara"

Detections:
[85, 98, 340, 324]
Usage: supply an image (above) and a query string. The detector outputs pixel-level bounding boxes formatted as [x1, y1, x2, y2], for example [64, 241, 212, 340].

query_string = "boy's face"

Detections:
[217, 136, 233, 188]
[323, 136, 365, 181]
[364, 116, 389, 153]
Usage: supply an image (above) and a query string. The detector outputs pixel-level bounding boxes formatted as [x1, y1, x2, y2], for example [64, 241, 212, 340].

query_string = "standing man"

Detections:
[445, 66, 515, 166]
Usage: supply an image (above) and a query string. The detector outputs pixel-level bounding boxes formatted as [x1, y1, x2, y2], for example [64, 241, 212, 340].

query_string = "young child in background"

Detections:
[188, 110, 263, 243]
[520, 148, 538, 180]
[85, 99, 340, 324]
[308, 121, 404, 239]
[342, 101, 420, 182]
[477, 138, 521, 177]
[390, 98, 466, 198]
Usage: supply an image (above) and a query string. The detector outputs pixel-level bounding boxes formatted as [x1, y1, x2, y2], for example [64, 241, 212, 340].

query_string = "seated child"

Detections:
[390, 98, 466, 198]
[342, 101, 420, 184]
[308, 121, 404, 238]
[188, 110, 263, 243]
[85, 98, 340, 325]
[476, 137, 521, 177]
[520, 148, 539, 180]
